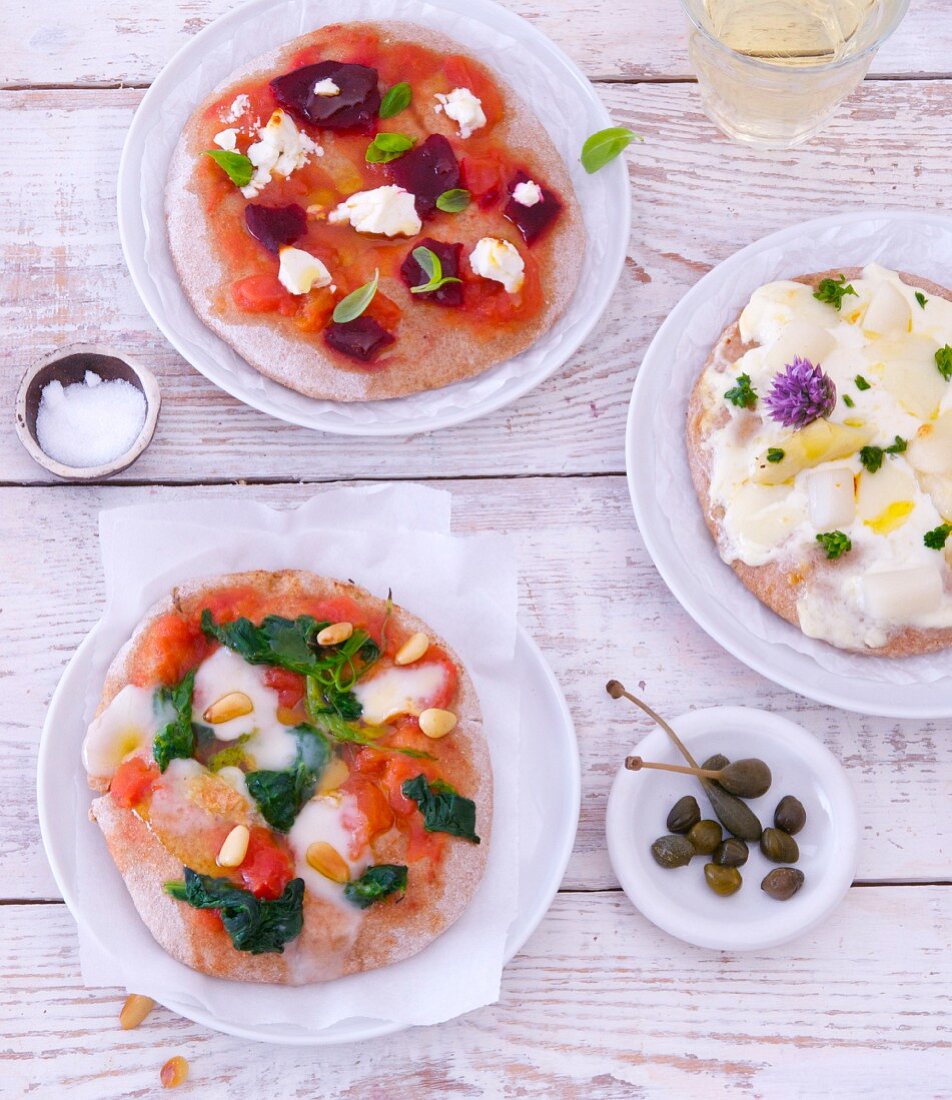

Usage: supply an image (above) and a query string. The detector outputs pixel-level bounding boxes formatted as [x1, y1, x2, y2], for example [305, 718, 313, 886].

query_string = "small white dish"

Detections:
[38, 624, 579, 1046]
[606, 705, 858, 952]
[626, 210, 952, 717]
[117, 0, 629, 436]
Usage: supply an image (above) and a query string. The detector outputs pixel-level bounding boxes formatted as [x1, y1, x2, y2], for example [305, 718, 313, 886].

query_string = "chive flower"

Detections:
[765, 356, 837, 428]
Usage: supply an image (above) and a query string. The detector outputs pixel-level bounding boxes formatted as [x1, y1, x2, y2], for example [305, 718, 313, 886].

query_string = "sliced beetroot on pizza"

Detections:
[503, 169, 562, 245]
[244, 203, 308, 254]
[399, 238, 464, 307]
[324, 316, 395, 363]
[390, 135, 460, 217]
[270, 62, 381, 132]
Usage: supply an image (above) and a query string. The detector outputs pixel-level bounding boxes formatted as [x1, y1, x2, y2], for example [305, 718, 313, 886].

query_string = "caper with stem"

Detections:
[624, 754, 771, 799]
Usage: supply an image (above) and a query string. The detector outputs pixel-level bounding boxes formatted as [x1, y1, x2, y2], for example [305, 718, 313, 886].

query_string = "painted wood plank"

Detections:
[4, 478, 950, 901]
[4, 79, 952, 484]
[3, 0, 950, 86]
[2, 887, 948, 1097]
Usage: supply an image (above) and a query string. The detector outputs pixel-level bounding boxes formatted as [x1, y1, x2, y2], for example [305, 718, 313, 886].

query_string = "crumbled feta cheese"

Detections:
[469, 237, 525, 294]
[241, 110, 324, 199]
[328, 185, 422, 237]
[277, 247, 332, 295]
[512, 179, 543, 207]
[213, 128, 238, 152]
[222, 93, 250, 123]
[434, 87, 486, 139]
[313, 78, 341, 97]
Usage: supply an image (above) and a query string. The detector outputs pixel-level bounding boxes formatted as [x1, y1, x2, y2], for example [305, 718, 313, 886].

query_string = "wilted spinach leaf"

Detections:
[402, 775, 480, 843]
[245, 724, 331, 832]
[152, 670, 196, 772]
[344, 864, 408, 909]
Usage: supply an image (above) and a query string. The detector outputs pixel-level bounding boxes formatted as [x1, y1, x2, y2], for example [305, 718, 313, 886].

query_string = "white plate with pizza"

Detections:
[117, 0, 629, 435]
[38, 581, 579, 1045]
[627, 210, 952, 718]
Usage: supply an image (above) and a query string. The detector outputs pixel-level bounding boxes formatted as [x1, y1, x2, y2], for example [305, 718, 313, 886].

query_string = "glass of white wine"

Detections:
[679, 0, 910, 148]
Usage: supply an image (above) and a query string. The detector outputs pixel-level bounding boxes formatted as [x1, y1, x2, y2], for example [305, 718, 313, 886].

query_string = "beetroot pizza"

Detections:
[166, 22, 584, 401]
[82, 571, 491, 983]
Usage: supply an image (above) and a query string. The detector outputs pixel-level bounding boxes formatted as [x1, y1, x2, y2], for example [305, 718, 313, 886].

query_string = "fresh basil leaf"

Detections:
[580, 127, 640, 174]
[152, 670, 196, 772]
[165, 869, 304, 954]
[409, 245, 462, 296]
[402, 774, 480, 843]
[379, 82, 412, 119]
[435, 188, 471, 213]
[204, 149, 254, 188]
[332, 270, 379, 323]
[365, 132, 416, 164]
[344, 864, 408, 909]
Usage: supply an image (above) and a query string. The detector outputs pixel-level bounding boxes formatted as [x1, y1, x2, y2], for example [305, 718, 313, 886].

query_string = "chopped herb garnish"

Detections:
[365, 131, 416, 164]
[580, 127, 641, 174]
[915, 291, 928, 309]
[379, 81, 412, 119]
[813, 274, 857, 311]
[152, 670, 196, 773]
[724, 373, 758, 410]
[885, 435, 907, 454]
[816, 530, 852, 560]
[936, 344, 952, 382]
[204, 149, 253, 188]
[766, 448, 785, 463]
[435, 188, 471, 213]
[842, 394, 855, 408]
[402, 775, 480, 843]
[165, 869, 303, 954]
[344, 864, 408, 909]
[409, 245, 462, 296]
[859, 446, 884, 473]
[924, 523, 952, 550]
[332, 270, 379, 324]
[855, 375, 872, 391]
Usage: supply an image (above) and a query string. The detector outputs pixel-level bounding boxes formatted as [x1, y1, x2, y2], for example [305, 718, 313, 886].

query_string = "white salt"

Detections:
[35, 370, 147, 468]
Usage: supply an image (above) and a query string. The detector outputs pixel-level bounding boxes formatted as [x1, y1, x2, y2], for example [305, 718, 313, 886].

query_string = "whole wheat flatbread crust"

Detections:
[686, 268, 952, 658]
[166, 21, 585, 402]
[88, 570, 492, 983]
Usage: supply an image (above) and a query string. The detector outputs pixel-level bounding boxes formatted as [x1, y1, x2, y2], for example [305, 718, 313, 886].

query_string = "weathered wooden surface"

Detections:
[4, 0, 950, 86]
[3, 888, 949, 1098]
[2, 0, 951, 1092]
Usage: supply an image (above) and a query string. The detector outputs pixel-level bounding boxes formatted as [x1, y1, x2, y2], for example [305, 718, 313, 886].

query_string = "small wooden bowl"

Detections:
[15, 344, 161, 481]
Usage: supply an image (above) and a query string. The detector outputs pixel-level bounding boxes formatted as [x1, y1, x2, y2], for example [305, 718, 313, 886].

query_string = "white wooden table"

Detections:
[3, 2, 951, 1095]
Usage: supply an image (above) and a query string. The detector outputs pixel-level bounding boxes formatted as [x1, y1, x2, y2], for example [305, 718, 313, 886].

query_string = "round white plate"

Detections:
[626, 210, 952, 717]
[117, 0, 629, 436]
[606, 706, 858, 952]
[38, 623, 579, 1045]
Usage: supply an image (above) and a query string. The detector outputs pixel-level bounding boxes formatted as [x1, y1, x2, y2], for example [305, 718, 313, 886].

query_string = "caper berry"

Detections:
[699, 754, 763, 841]
[717, 758, 772, 799]
[666, 794, 701, 834]
[774, 795, 806, 836]
[760, 827, 800, 864]
[713, 837, 749, 867]
[687, 819, 722, 855]
[703, 863, 742, 897]
[650, 834, 695, 869]
[761, 867, 805, 901]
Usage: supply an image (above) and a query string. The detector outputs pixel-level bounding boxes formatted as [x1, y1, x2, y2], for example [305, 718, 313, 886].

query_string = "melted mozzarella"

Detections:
[82, 684, 166, 780]
[288, 794, 367, 906]
[191, 647, 280, 742]
[354, 663, 448, 724]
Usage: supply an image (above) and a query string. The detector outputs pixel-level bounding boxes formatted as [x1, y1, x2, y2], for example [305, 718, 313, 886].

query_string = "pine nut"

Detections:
[419, 708, 457, 739]
[317, 621, 354, 646]
[119, 993, 155, 1030]
[395, 632, 430, 665]
[203, 691, 253, 724]
[217, 824, 250, 868]
[160, 1055, 189, 1089]
[306, 841, 350, 883]
[317, 757, 350, 794]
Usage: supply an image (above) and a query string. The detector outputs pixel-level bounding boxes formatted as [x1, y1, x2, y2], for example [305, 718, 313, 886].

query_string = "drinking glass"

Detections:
[678, 0, 910, 148]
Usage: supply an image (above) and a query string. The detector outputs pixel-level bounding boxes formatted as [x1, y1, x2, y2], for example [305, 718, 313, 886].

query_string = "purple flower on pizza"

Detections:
[765, 356, 837, 428]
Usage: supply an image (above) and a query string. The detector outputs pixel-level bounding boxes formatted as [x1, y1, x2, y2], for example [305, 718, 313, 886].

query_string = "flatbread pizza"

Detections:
[166, 21, 585, 401]
[687, 264, 952, 656]
[82, 571, 491, 983]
